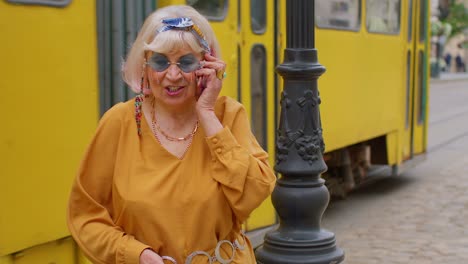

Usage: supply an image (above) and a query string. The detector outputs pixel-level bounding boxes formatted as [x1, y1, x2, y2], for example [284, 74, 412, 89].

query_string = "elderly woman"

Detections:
[67, 5, 276, 264]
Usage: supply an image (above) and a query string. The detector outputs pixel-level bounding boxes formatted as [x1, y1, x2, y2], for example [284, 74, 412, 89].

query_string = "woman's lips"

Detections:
[166, 86, 184, 95]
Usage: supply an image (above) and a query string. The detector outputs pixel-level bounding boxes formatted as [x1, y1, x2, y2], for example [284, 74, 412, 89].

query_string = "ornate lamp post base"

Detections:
[255, 180, 344, 264]
[256, 235, 343, 264]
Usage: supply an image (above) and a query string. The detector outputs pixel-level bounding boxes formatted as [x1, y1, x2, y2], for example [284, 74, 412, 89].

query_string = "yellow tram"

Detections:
[0, 0, 430, 262]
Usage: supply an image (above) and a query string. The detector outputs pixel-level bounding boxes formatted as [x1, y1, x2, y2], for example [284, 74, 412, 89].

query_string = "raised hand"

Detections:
[195, 53, 226, 112]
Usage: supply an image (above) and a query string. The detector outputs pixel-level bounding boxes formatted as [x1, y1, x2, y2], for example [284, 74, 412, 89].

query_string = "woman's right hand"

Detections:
[140, 249, 165, 264]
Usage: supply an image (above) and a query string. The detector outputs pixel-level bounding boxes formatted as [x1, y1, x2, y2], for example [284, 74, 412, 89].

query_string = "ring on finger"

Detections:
[216, 69, 227, 80]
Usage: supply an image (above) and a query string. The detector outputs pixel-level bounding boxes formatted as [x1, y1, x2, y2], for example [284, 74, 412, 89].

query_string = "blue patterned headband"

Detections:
[157, 17, 211, 54]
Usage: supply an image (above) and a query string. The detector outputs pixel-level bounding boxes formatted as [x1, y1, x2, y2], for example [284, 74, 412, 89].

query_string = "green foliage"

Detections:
[440, 1, 468, 38]
[432, 20, 452, 37]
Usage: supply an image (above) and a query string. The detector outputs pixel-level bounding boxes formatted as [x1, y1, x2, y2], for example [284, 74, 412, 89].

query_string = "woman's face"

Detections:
[146, 47, 203, 108]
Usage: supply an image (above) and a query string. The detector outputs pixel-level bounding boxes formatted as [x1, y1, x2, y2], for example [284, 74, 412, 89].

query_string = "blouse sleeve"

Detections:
[67, 104, 149, 264]
[205, 100, 276, 222]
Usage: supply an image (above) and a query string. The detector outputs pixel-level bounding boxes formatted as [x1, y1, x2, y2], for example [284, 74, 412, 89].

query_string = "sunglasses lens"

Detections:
[148, 53, 170, 72]
[178, 54, 200, 72]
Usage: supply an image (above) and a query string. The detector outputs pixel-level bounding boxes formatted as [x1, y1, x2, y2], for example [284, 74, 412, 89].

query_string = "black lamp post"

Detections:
[255, 1, 344, 263]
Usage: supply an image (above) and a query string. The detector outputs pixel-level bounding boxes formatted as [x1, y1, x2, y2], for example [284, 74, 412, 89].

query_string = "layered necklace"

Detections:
[150, 99, 199, 143]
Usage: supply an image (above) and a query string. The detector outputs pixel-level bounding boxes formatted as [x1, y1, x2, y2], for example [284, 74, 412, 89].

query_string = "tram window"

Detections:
[251, 0, 266, 34]
[237, 0, 241, 32]
[5, 0, 71, 6]
[187, 0, 227, 20]
[407, 0, 413, 42]
[315, 0, 361, 31]
[419, 0, 426, 42]
[417, 50, 425, 124]
[237, 45, 242, 102]
[405, 51, 411, 129]
[366, 0, 401, 34]
[250, 45, 267, 150]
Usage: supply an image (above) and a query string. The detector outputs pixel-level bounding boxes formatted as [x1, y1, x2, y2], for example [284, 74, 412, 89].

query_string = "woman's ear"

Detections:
[141, 61, 152, 96]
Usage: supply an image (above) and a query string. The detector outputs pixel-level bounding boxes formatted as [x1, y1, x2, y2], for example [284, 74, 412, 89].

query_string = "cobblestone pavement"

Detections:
[322, 79, 468, 263]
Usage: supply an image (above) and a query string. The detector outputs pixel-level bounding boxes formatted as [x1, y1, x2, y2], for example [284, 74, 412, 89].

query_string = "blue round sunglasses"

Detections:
[146, 53, 202, 73]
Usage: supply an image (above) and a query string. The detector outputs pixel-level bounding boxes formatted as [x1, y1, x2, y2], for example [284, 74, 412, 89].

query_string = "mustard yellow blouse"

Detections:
[67, 96, 276, 264]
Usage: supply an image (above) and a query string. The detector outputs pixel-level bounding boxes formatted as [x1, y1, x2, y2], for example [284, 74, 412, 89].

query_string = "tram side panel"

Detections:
[287, 0, 430, 195]
[0, 1, 99, 262]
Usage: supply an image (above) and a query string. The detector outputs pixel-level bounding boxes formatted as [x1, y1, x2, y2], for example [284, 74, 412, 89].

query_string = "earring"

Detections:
[135, 61, 146, 136]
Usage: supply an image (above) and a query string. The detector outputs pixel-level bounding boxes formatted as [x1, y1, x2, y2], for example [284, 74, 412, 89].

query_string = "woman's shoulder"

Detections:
[214, 96, 247, 125]
[99, 98, 135, 127]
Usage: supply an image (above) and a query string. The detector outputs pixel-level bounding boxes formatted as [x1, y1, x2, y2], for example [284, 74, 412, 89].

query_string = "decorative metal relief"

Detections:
[276, 90, 325, 165]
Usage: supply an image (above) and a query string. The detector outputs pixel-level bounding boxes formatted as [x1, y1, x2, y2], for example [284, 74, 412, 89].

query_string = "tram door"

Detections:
[404, 0, 429, 159]
[237, 0, 277, 231]
[185, 0, 277, 231]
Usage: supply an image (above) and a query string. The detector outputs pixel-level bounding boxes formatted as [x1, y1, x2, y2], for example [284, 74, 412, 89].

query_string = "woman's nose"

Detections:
[165, 64, 182, 80]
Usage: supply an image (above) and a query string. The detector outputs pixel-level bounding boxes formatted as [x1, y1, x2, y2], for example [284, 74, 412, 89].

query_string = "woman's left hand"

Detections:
[195, 53, 226, 112]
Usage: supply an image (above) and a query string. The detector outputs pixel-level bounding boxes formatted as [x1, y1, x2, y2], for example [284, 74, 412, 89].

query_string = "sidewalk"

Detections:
[431, 72, 468, 83]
